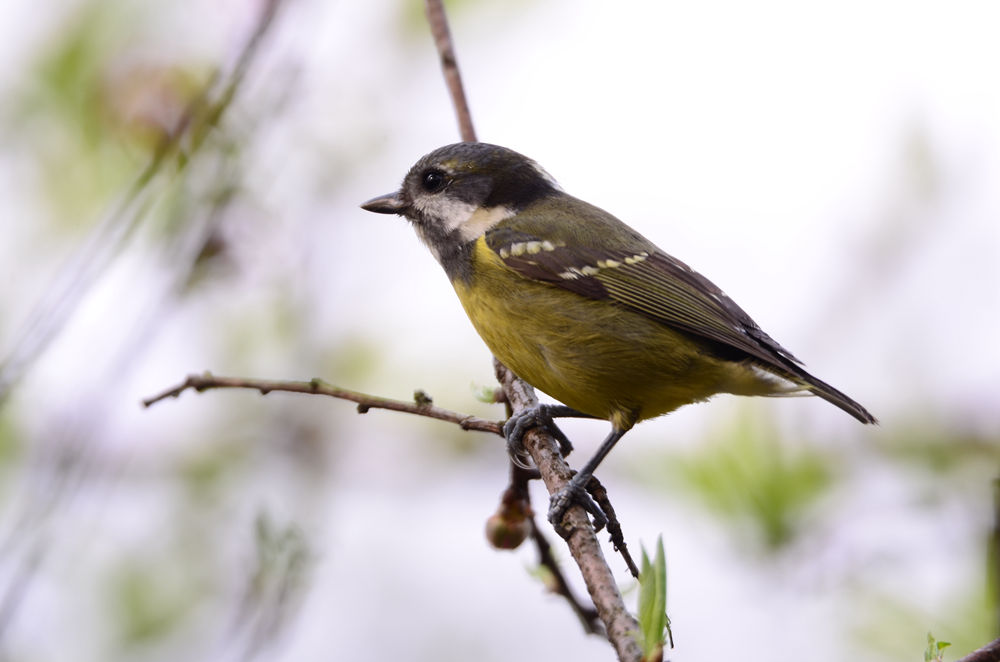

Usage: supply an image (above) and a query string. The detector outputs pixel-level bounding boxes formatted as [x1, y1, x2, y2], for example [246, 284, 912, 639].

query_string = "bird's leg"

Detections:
[548, 427, 627, 532]
[503, 404, 589, 467]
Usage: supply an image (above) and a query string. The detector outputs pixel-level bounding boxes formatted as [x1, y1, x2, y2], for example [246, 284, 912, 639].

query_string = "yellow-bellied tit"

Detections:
[362, 142, 876, 530]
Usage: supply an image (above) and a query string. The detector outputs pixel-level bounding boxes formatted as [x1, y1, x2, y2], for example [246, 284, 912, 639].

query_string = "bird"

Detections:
[361, 142, 876, 530]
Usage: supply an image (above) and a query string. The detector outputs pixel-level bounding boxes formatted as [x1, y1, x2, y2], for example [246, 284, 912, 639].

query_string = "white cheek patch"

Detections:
[459, 205, 516, 242]
[410, 195, 475, 261]
[412, 195, 478, 233]
[410, 194, 516, 259]
[412, 194, 515, 242]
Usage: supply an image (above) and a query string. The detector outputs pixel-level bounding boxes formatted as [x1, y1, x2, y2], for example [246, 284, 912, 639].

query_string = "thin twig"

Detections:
[589, 477, 640, 579]
[142, 373, 503, 436]
[424, 0, 477, 143]
[529, 518, 603, 635]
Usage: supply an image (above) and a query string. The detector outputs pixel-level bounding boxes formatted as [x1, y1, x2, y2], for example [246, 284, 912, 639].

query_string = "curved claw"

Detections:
[503, 404, 575, 469]
[502, 407, 540, 469]
[548, 476, 608, 532]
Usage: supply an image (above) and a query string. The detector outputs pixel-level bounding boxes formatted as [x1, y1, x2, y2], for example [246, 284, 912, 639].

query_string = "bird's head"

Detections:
[361, 142, 560, 261]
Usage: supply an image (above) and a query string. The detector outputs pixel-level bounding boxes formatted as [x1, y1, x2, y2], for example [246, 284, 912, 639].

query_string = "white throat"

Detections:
[412, 195, 517, 254]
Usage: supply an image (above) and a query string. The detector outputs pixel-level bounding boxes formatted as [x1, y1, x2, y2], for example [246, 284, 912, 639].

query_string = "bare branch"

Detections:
[589, 477, 640, 579]
[424, 0, 477, 143]
[957, 638, 1000, 662]
[142, 373, 503, 436]
[494, 359, 642, 662]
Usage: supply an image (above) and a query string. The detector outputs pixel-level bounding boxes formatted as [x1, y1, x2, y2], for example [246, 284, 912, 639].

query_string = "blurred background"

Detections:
[0, 0, 998, 660]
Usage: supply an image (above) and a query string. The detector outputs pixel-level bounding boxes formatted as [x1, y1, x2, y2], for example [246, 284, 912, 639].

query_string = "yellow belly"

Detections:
[452, 238, 786, 430]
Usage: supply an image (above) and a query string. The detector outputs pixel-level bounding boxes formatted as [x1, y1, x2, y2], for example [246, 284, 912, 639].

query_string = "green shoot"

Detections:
[635, 536, 672, 661]
[924, 632, 951, 662]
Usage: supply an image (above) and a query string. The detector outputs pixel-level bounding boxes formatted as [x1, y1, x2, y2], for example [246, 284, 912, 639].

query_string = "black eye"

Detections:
[421, 169, 446, 193]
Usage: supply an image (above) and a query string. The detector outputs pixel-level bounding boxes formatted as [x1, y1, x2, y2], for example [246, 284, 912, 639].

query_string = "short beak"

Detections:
[360, 191, 409, 215]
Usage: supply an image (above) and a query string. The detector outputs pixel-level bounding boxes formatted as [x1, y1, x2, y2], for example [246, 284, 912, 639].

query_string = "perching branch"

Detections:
[142, 373, 503, 436]
[494, 360, 642, 661]
[422, 2, 643, 659]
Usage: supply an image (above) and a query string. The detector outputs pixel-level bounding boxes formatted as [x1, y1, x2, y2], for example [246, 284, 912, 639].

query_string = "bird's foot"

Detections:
[503, 404, 574, 468]
[548, 473, 607, 532]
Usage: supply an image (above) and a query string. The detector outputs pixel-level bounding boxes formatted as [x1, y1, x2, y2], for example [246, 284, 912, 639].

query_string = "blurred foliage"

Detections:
[0, 0, 260, 407]
[110, 554, 206, 646]
[177, 438, 253, 503]
[0, 411, 23, 473]
[229, 512, 313, 658]
[104, 507, 312, 657]
[401, 0, 482, 35]
[319, 336, 386, 387]
[854, 581, 993, 662]
[875, 422, 1000, 478]
[0, 2, 315, 661]
[399, 0, 539, 44]
[10, 0, 209, 223]
[646, 410, 837, 551]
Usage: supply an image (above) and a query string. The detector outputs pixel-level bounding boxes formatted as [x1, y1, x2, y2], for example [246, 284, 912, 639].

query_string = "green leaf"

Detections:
[635, 536, 671, 660]
[925, 632, 951, 662]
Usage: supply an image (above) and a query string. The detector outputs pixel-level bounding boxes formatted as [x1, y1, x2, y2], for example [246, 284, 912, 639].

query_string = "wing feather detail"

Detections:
[484, 225, 802, 374]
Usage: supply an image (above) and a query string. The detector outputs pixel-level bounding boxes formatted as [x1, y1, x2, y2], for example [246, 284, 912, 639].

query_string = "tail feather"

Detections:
[801, 373, 877, 424]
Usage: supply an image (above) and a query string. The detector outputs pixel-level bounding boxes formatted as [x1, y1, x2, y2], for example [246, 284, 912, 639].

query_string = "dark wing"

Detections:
[484, 216, 803, 374]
